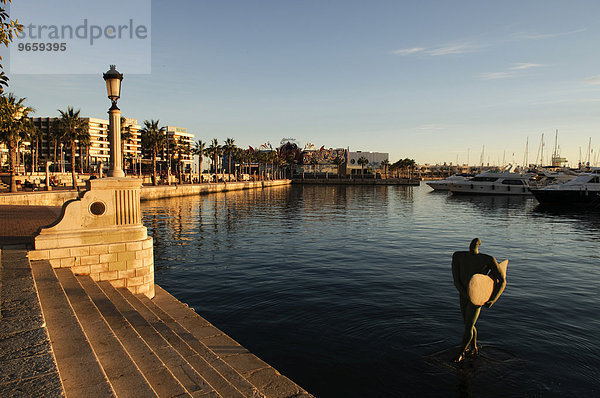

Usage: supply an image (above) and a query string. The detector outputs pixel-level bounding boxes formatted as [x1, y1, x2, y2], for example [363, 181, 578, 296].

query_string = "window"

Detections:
[471, 176, 498, 182]
[501, 179, 524, 185]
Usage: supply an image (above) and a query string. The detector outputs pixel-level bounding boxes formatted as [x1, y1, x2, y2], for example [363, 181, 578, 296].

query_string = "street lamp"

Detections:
[60, 143, 65, 173]
[103, 65, 125, 178]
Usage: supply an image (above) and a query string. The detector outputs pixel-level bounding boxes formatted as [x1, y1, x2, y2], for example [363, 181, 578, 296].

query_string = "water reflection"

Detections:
[445, 193, 536, 213]
[140, 184, 600, 397]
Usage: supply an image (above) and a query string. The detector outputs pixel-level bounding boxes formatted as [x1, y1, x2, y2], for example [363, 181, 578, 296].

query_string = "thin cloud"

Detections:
[585, 75, 600, 85]
[428, 43, 482, 56]
[389, 42, 483, 57]
[390, 47, 425, 56]
[417, 124, 446, 131]
[514, 29, 585, 40]
[480, 71, 516, 80]
[510, 63, 544, 70]
[480, 63, 544, 80]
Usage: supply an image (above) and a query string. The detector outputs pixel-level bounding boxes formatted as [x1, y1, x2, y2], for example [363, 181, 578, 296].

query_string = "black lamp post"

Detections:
[103, 65, 125, 178]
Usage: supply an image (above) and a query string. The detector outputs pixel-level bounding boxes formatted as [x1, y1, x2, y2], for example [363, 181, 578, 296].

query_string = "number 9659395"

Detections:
[17, 42, 67, 51]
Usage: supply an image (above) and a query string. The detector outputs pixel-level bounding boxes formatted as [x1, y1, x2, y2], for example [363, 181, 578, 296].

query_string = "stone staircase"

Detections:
[28, 258, 312, 398]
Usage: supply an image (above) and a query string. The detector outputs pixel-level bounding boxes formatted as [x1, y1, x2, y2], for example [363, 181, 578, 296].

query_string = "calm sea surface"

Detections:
[141, 184, 600, 397]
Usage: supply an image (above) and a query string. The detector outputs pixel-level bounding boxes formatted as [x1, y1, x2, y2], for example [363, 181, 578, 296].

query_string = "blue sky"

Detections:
[5, 0, 600, 165]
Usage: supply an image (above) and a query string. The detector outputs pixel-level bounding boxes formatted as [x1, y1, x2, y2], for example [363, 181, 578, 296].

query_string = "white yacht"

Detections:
[531, 169, 600, 207]
[447, 169, 533, 195]
[426, 173, 475, 191]
[530, 168, 578, 188]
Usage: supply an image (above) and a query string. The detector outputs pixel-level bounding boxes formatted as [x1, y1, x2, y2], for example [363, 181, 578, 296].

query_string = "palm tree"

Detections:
[176, 136, 190, 183]
[50, 119, 61, 171]
[140, 119, 165, 186]
[272, 151, 282, 179]
[0, 93, 34, 192]
[310, 156, 319, 178]
[254, 151, 266, 180]
[333, 156, 344, 176]
[193, 139, 206, 179]
[243, 149, 252, 175]
[232, 147, 244, 178]
[120, 116, 134, 173]
[266, 151, 277, 179]
[380, 159, 390, 179]
[19, 117, 38, 174]
[163, 131, 175, 185]
[222, 138, 236, 178]
[357, 156, 369, 177]
[78, 130, 90, 173]
[207, 138, 221, 182]
[56, 107, 88, 191]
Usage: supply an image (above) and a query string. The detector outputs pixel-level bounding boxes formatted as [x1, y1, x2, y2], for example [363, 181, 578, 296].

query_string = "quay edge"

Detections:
[0, 179, 293, 206]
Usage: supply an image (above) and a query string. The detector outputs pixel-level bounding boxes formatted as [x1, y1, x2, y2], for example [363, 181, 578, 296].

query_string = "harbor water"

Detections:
[142, 184, 600, 397]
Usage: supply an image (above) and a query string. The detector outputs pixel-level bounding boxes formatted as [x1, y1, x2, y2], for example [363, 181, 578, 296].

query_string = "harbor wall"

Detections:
[293, 178, 420, 186]
[0, 180, 292, 206]
[140, 179, 291, 201]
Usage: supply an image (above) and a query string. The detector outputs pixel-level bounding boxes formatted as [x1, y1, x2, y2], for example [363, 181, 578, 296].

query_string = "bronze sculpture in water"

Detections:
[451, 238, 506, 362]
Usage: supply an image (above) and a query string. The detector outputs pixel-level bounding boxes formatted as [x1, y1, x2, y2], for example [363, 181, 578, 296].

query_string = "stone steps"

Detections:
[30, 260, 115, 397]
[28, 260, 312, 397]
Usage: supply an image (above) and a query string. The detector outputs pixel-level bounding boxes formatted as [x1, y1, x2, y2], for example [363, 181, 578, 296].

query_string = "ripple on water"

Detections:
[143, 184, 600, 397]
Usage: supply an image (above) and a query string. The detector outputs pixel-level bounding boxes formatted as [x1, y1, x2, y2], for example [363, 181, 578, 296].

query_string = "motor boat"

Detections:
[426, 173, 475, 191]
[530, 168, 578, 188]
[447, 168, 534, 195]
[531, 169, 600, 207]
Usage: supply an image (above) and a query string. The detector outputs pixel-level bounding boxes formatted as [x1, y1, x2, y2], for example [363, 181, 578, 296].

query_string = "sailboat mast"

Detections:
[540, 133, 544, 166]
[523, 137, 529, 169]
[587, 137, 592, 166]
[480, 145, 485, 167]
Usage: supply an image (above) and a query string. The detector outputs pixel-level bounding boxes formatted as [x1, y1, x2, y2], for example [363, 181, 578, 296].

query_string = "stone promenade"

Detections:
[0, 205, 61, 247]
[0, 181, 312, 397]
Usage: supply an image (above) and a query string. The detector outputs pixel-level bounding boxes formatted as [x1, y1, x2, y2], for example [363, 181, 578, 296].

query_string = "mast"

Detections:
[553, 129, 558, 160]
[480, 145, 484, 167]
[523, 136, 529, 169]
[537, 133, 544, 167]
[587, 137, 592, 166]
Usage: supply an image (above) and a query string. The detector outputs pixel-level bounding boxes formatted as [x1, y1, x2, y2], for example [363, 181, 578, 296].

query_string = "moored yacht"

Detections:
[531, 170, 600, 207]
[448, 168, 533, 195]
[426, 173, 475, 191]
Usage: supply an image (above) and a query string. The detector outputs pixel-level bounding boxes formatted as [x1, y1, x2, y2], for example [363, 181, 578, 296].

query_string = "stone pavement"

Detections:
[0, 205, 61, 247]
[0, 249, 63, 396]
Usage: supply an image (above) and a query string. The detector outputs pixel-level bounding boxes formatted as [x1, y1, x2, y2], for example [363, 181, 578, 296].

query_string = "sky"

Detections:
[4, 0, 600, 166]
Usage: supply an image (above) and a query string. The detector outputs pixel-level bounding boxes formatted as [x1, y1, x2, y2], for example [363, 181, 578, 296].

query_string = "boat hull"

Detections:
[426, 181, 451, 191]
[449, 183, 531, 195]
[531, 189, 600, 207]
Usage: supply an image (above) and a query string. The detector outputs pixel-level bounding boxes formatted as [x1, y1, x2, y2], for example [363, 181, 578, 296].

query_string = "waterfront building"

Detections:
[26, 117, 141, 172]
[1, 117, 196, 176]
[161, 126, 195, 173]
[346, 151, 389, 175]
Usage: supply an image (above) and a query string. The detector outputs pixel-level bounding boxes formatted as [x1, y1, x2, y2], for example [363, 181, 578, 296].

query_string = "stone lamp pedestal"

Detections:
[29, 177, 155, 298]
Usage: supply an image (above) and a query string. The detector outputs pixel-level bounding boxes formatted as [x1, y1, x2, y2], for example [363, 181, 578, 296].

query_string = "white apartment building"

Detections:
[164, 126, 195, 170]
[4, 117, 195, 174]
[29, 117, 141, 171]
[347, 151, 389, 174]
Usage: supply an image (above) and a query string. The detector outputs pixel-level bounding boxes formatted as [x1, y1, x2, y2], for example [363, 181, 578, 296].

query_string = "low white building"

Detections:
[347, 151, 389, 174]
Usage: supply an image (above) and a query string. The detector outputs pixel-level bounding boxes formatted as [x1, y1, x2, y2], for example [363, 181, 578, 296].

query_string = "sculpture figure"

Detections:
[452, 238, 506, 362]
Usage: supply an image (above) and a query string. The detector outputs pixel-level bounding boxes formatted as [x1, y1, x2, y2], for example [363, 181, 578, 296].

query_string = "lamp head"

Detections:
[103, 65, 123, 105]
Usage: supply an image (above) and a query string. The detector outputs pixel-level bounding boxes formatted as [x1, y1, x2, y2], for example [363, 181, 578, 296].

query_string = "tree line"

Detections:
[0, 93, 416, 192]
